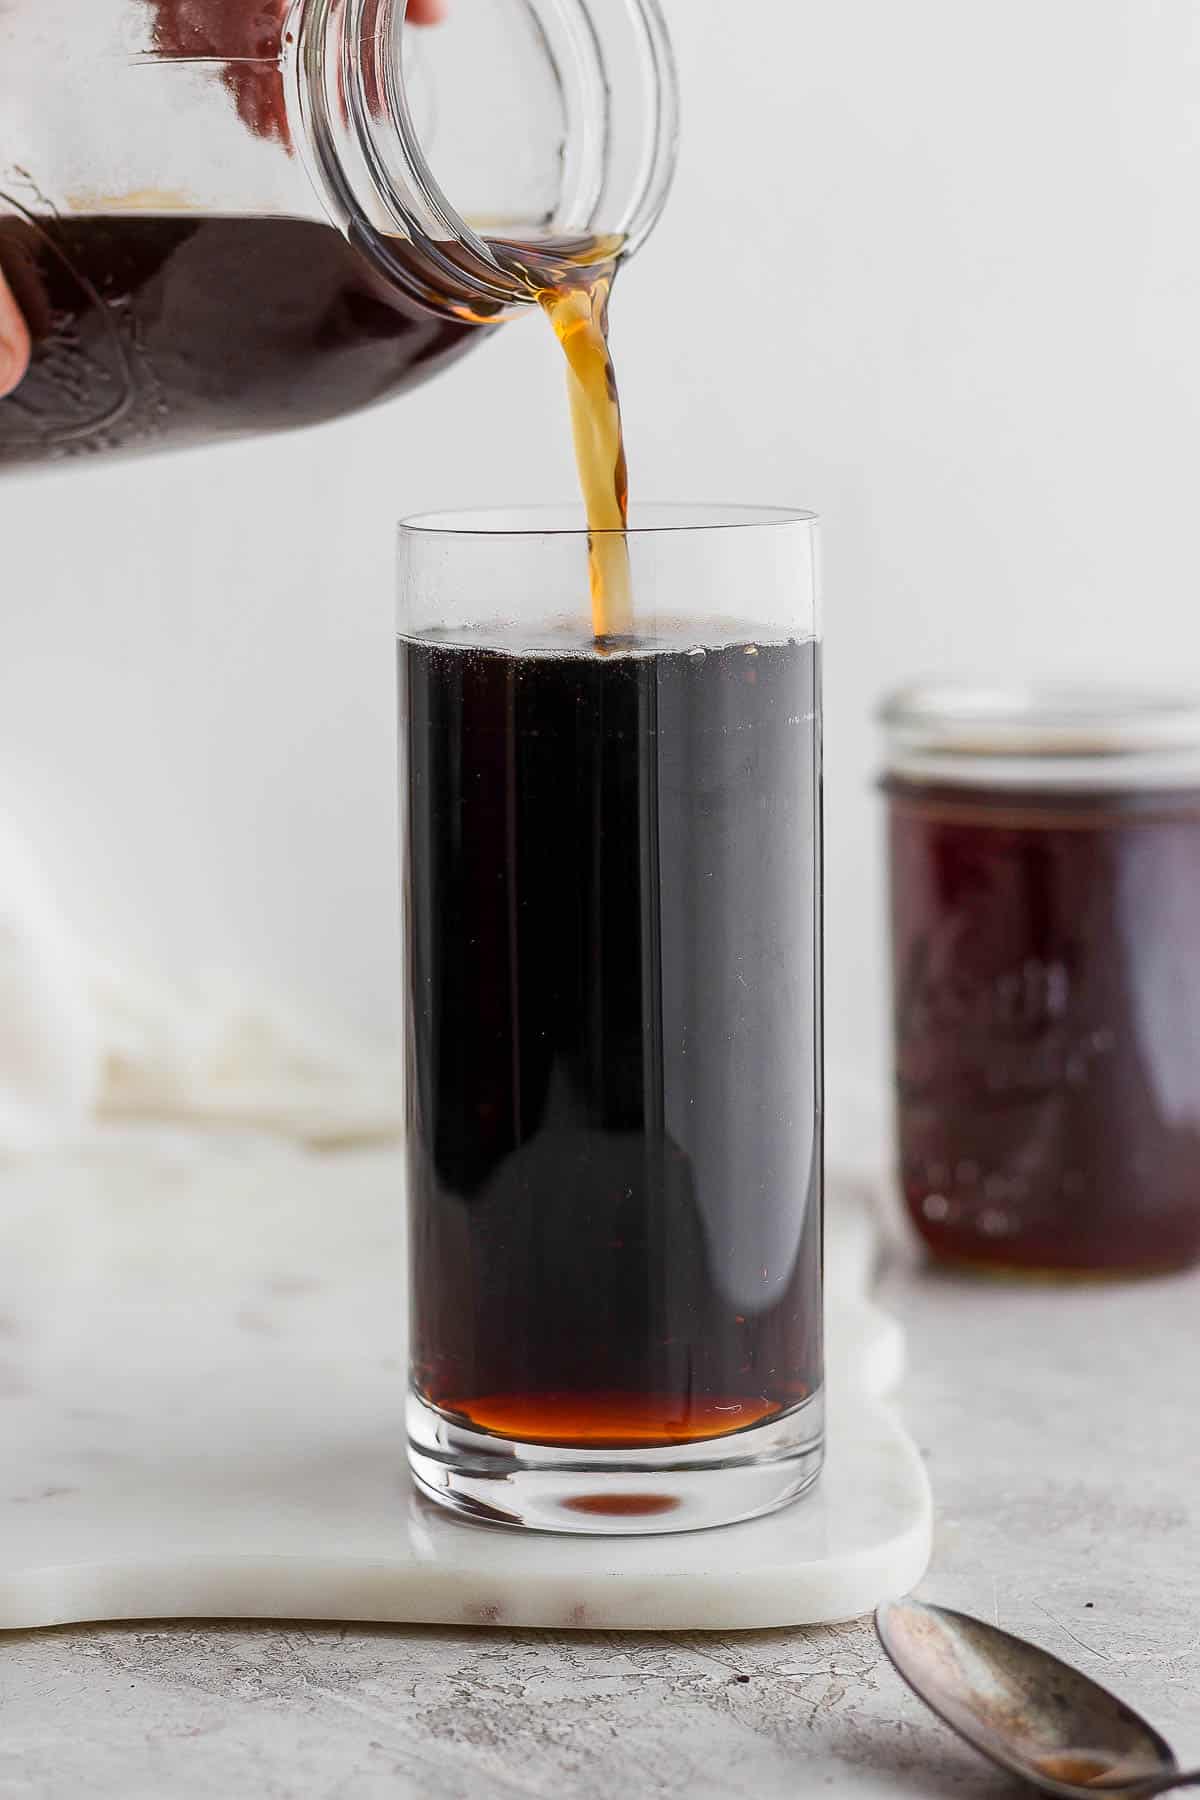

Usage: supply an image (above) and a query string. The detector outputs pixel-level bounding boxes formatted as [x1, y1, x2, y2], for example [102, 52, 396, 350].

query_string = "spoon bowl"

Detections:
[875, 1598, 1194, 1798]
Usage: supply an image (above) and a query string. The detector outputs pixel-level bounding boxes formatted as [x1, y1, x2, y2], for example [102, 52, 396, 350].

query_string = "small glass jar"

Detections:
[881, 683, 1200, 1278]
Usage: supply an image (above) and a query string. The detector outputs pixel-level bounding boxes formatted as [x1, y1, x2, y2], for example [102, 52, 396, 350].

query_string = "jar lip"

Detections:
[292, 0, 679, 313]
[880, 680, 1200, 758]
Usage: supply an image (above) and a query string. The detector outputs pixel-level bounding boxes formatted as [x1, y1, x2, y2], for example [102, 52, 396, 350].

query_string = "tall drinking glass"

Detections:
[398, 506, 823, 1534]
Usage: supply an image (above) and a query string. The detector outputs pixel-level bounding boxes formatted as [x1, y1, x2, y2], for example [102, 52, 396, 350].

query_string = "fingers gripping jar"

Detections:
[0, 0, 677, 464]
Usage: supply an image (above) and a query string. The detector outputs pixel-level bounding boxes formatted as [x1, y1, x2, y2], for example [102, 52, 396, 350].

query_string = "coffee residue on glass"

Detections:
[563, 1494, 681, 1519]
[1032, 1752, 1118, 1786]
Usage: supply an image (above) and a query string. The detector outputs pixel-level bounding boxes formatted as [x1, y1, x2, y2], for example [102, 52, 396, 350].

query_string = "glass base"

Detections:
[917, 1232, 1200, 1283]
[407, 1390, 826, 1535]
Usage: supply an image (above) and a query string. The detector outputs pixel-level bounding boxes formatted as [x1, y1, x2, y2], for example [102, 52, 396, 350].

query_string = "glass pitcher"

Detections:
[0, 0, 677, 465]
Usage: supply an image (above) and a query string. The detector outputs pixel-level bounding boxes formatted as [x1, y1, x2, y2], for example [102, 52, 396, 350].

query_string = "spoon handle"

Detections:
[1129, 1773, 1200, 1797]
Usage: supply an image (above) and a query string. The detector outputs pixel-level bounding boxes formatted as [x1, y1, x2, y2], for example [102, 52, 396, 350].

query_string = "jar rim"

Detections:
[290, 0, 679, 314]
[880, 681, 1200, 791]
[880, 681, 1200, 757]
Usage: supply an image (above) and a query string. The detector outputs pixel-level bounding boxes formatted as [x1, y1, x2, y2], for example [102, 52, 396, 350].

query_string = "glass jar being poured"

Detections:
[0, 0, 677, 633]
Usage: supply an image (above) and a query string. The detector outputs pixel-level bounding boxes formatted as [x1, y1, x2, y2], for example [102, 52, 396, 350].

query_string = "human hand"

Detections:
[407, 0, 446, 20]
[0, 270, 29, 398]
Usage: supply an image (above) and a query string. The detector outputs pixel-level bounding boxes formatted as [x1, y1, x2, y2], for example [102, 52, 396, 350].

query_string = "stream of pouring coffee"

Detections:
[535, 254, 634, 643]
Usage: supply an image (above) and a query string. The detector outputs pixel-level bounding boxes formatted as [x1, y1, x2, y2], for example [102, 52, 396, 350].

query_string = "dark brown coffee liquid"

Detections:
[402, 626, 824, 1450]
[0, 214, 482, 464]
[889, 779, 1200, 1275]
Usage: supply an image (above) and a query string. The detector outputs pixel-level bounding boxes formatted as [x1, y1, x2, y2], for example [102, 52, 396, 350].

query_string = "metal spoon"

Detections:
[876, 1598, 1200, 1798]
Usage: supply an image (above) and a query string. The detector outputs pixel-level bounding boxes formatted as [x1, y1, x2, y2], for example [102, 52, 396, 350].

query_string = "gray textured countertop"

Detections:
[9, 1244, 1200, 1799]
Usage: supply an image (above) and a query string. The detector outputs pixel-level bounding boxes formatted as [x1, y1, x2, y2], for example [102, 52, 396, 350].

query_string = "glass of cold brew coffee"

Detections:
[399, 507, 823, 1533]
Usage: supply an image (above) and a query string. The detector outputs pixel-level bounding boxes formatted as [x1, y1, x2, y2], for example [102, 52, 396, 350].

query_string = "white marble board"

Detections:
[0, 1131, 931, 1632]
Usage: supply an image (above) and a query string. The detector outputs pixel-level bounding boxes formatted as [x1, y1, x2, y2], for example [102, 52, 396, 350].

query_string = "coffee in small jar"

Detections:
[882, 684, 1200, 1278]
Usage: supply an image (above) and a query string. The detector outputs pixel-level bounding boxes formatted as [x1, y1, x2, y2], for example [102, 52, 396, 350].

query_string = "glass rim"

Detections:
[398, 503, 818, 540]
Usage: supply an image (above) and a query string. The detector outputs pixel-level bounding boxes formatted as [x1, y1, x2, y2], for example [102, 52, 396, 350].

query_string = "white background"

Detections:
[4, 0, 1200, 1160]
